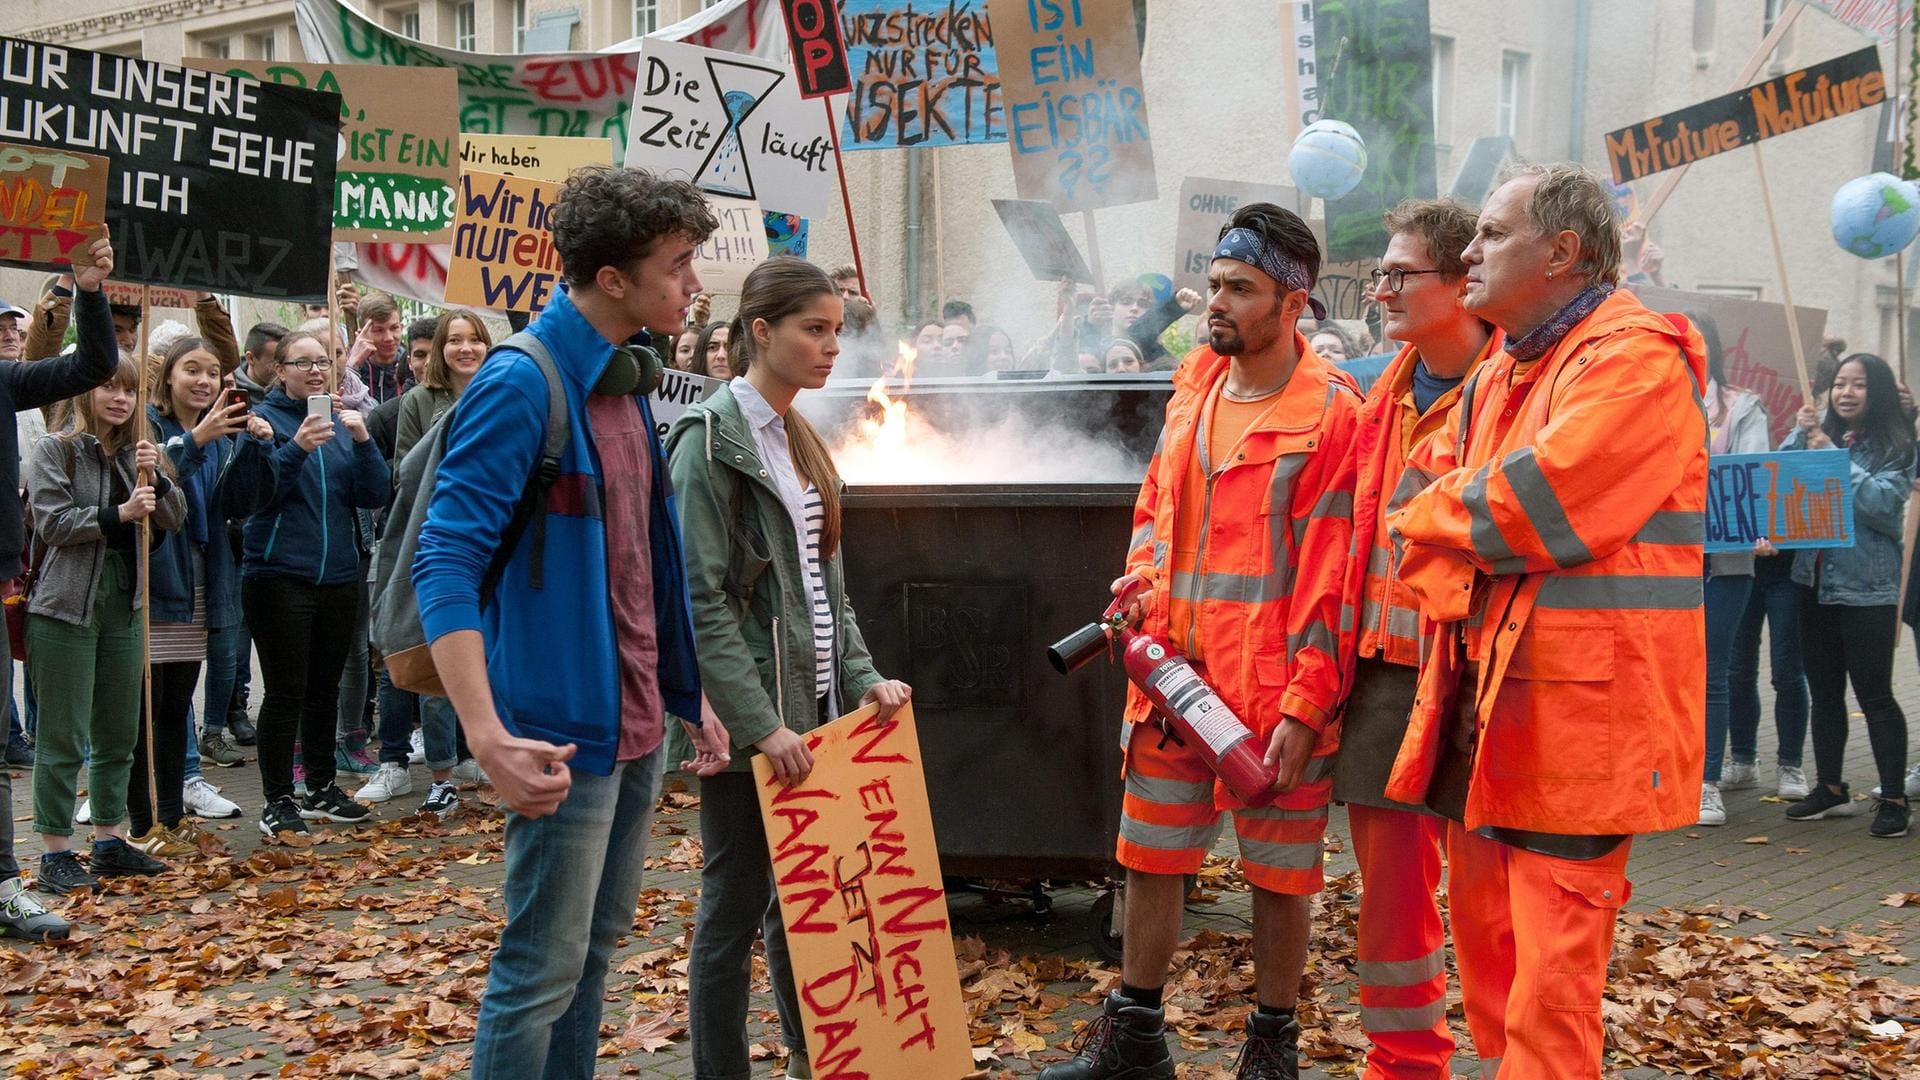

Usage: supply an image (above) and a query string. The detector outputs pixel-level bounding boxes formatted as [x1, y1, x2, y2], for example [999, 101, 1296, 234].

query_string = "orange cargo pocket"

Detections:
[1487, 625, 1615, 782]
[1537, 863, 1630, 1013]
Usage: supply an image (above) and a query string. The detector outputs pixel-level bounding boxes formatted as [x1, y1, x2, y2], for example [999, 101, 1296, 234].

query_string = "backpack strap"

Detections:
[477, 331, 570, 601]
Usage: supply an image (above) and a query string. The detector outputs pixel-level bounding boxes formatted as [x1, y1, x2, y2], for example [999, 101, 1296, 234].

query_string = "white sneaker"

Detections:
[1869, 763, 1920, 800]
[451, 758, 490, 789]
[183, 777, 242, 820]
[1777, 765, 1811, 800]
[1720, 761, 1759, 791]
[356, 762, 413, 803]
[1697, 783, 1727, 826]
[408, 730, 425, 765]
[74, 799, 91, 826]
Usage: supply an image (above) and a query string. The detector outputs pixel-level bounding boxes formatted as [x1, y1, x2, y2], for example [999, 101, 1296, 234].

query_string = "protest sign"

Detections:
[782, 0, 852, 98]
[766, 210, 810, 258]
[694, 196, 769, 294]
[649, 367, 721, 440]
[185, 59, 458, 243]
[839, 0, 1002, 149]
[1605, 46, 1884, 183]
[754, 704, 972, 1080]
[992, 199, 1093, 284]
[990, 0, 1156, 211]
[1313, 0, 1438, 262]
[624, 37, 836, 219]
[1173, 178, 1299, 292]
[1705, 449, 1853, 553]
[444, 169, 561, 313]
[0, 142, 109, 273]
[0, 37, 339, 300]
[459, 133, 613, 183]
[1807, 0, 1913, 41]
[1633, 285, 1829, 447]
[104, 282, 198, 309]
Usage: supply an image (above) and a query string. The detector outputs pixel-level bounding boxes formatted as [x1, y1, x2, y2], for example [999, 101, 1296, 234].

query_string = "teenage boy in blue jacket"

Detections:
[412, 166, 732, 1079]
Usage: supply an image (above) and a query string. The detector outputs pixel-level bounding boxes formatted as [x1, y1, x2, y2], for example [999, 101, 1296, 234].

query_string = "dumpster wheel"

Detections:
[1091, 888, 1124, 963]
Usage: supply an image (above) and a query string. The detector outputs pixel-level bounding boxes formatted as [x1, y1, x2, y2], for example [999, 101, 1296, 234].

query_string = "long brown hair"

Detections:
[729, 257, 844, 558]
[59, 352, 168, 471]
[423, 309, 495, 392]
[154, 336, 217, 420]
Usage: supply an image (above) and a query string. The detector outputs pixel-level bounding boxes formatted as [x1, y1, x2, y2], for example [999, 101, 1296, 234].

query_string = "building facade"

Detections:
[4, 0, 1910, 370]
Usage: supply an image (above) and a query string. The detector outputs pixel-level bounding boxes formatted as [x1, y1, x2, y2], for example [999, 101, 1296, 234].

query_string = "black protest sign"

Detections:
[0, 37, 339, 300]
[782, 0, 852, 98]
[1604, 46, 1884, 183]
[992, 198, 1093, 283]
[1313, 0, 1437, 262]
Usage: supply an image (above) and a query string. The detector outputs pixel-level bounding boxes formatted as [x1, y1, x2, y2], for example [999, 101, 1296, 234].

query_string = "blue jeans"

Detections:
[184, 704, 202, 782]
[1704, 573, 1754, 784]
[1729, 559, 1809, 768]
[471, 749, 665, 1080]
[203, 624, 244, 736]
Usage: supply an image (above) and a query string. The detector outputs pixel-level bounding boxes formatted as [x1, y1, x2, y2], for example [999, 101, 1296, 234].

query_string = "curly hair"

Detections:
[1383, 197, 1479, 280]
[549, 166, 719, 287]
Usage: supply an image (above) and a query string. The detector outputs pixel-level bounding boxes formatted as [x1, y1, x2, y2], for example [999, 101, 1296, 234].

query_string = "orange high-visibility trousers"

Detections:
[1445, 823, 1632, 1080]
[1349, 804, 1453, 1079]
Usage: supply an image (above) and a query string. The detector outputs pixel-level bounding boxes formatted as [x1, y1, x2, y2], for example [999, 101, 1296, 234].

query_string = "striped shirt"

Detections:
[803, 486, 833, 695]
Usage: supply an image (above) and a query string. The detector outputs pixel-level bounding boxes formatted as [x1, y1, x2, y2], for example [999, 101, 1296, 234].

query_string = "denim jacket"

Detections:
[1784, 427, 1914, 606]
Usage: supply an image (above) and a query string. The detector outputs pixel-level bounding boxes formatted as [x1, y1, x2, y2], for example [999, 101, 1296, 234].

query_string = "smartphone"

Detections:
[307, 394, 331, 422]
[226, 389, 250, 412]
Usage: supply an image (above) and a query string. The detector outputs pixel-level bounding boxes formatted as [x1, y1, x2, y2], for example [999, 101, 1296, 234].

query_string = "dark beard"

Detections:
[1209, 325, 1246, 355]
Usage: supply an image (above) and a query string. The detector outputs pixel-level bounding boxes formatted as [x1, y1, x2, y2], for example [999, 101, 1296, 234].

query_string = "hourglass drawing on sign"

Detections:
[695, 57, 784, 202]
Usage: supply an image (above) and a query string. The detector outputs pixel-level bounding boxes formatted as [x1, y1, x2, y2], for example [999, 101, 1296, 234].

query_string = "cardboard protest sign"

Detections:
[624, 37, 836, 219]
[0, 142, 109, 273]
[1605, 46, 1884, 183]
[1633, 285, 1829, 447]
[0, 37, 339, 300]
[839, 0, 1002, 149]
[104, 282, 198, 309]
[782, 0, 852, 98]
[694, 196, 769, 295]
[648, 367, 721, 441]
[1173, 178, 1299, 292]
[185, 59, 458, 243]
[992, 199, 1093, 284]
[1807, 0, 1912, 41]
[990, 0, 1156, 211]
[766, 210, 810, 258]
[444, 169, 561, 313]
[1314, 0, 1438, 262]
[1706, 449, 1853, 553]
[458, 133, 613, 183]
[754, 704, 972, 1080]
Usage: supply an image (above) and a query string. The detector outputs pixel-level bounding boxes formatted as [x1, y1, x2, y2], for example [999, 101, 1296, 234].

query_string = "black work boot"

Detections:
[1038, 991, 1174, 1079]
[1234, 1010, 1300, 1079]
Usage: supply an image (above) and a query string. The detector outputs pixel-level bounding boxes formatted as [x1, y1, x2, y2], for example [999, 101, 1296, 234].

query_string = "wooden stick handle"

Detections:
[1751, 141, 1814, 406]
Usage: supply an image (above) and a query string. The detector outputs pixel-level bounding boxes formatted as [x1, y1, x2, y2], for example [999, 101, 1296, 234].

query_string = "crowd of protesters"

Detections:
[0, 163, 1912, 1080]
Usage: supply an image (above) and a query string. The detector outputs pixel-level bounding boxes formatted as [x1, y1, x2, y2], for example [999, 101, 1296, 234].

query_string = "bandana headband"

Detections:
[1213, 227, 1329, 320]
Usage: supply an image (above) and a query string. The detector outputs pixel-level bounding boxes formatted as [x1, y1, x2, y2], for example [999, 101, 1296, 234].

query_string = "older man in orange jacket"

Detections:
[1336, 198, 1499, 1079]
[1042, 204, 1359, 1080]
[1384, 164, 1706, 1079]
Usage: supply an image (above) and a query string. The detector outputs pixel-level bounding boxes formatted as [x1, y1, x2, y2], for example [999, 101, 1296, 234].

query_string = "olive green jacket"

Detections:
[663, 383, 884, 771]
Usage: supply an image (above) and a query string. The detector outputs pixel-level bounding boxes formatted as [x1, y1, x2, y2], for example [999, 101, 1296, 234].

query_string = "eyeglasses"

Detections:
[1368, 267, 1444, 294]
[279, 358, 329, 372]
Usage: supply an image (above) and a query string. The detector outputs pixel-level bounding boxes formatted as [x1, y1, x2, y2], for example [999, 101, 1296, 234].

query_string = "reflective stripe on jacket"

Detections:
[1122, 339, 1361, 806]
[1383, 290, 1707, 836]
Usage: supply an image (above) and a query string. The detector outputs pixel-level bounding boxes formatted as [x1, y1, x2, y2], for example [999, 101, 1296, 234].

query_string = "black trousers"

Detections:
[128, 660, 200, 834]
[244, 577, 359, 805]
[1799, 590, 1910, 800]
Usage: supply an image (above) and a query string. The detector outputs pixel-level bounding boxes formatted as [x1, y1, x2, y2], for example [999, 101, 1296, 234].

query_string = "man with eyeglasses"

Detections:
[1336, 198, 1496, 1079]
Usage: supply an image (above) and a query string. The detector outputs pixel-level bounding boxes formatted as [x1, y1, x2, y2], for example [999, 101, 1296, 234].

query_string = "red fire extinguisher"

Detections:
[1049, 596, 1279, 808]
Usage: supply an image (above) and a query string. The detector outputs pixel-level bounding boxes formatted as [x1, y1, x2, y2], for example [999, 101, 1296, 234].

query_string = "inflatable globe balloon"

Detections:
[1831, 172, 1920, 259]
[1289, 120, 1368, 200]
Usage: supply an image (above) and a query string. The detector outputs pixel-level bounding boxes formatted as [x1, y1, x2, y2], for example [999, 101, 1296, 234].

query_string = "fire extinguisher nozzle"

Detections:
[1047, 622, 1111, 675]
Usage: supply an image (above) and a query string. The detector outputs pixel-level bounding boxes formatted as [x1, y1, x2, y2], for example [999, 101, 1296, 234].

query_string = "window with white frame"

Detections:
[633, 0, 658, 35]
[201, 36, 232, 59]
[247, 31, 276, 60]
[1430, 35, 1454, 152]
[392, 5, 421, 39]
[513, 0, 527, 50]
[1498, 50, 1530, 143]
[455, 1, 477, 49]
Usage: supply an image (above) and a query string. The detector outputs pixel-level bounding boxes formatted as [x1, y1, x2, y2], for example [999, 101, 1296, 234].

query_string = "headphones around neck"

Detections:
[596, 344, 663, 397]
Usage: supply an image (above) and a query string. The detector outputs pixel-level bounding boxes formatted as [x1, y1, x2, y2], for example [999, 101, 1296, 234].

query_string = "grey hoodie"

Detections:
[24, 432, 186, 625]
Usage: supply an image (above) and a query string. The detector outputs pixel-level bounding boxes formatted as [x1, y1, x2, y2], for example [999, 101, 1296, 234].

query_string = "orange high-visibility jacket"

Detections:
[1383, 291, 1707, 836]
[1341, 337, 1500, 673]
[1123, 339, 1361, 804]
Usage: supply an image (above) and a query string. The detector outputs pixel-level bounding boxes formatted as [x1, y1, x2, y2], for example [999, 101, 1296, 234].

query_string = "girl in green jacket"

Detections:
[665, 258, 911, 1080]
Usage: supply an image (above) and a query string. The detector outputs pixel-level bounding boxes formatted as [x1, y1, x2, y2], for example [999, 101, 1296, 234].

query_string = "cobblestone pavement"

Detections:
[3, 645, 1916, 1078]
